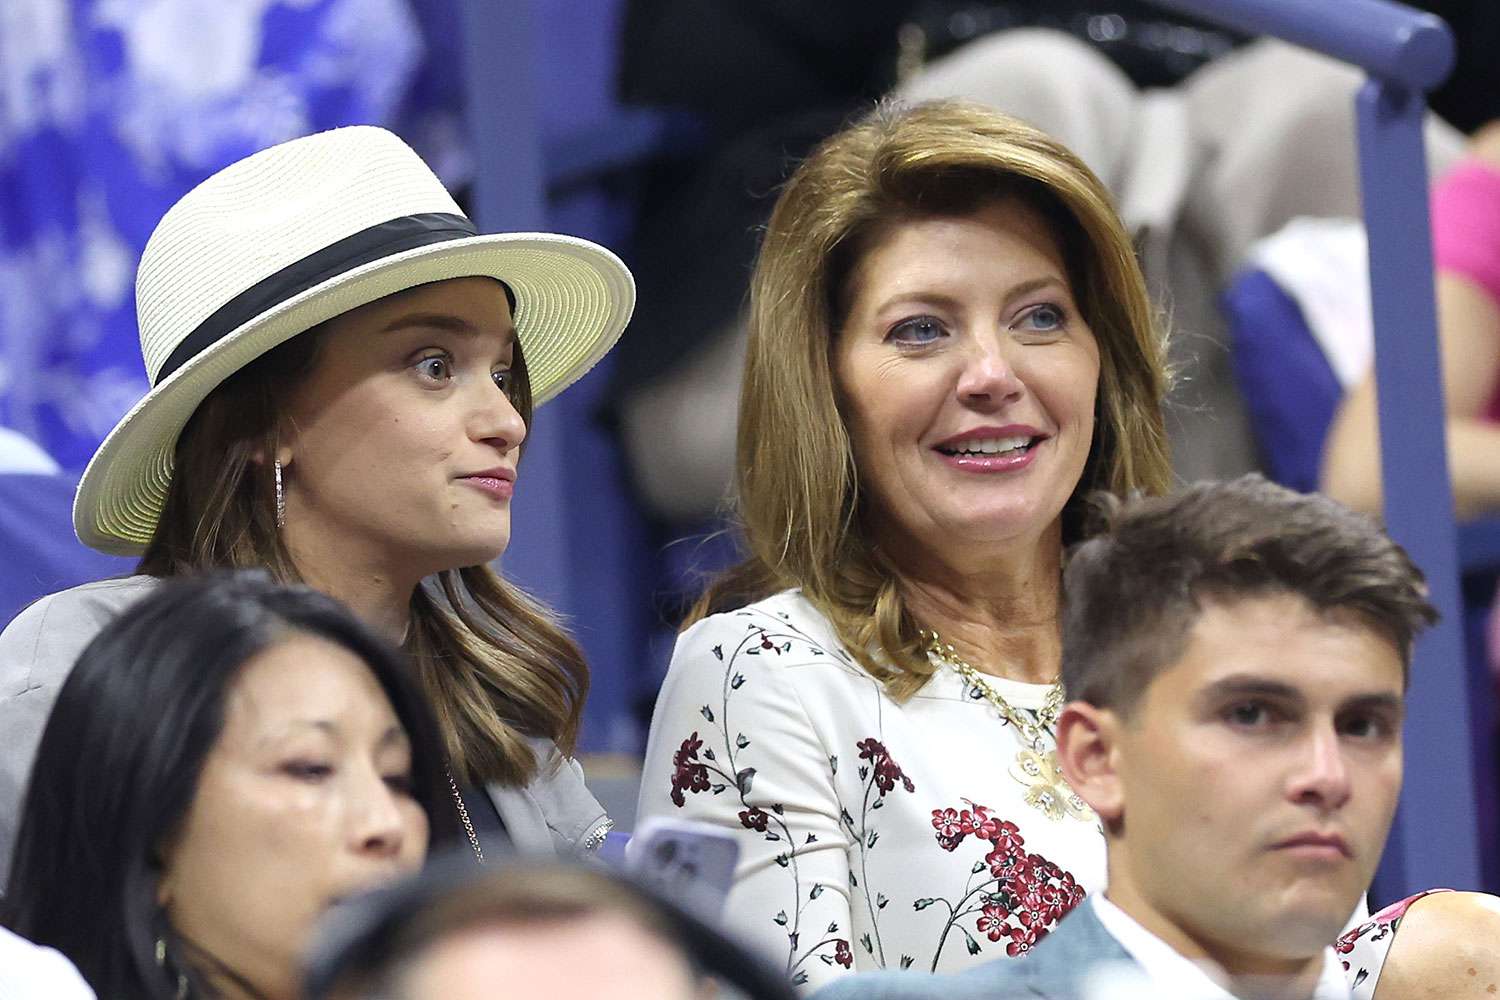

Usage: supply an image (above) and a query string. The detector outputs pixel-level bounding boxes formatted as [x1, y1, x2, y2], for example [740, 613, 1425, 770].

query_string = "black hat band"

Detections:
[155, 212, 481, 383]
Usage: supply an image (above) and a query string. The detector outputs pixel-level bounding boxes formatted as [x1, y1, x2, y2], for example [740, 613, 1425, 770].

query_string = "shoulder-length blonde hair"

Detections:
[695, 99, 1172, 701]
[138, 312, 585, 786]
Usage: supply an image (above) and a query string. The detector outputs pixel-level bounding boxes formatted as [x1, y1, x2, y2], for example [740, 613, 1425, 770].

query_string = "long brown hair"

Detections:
[138, 301, 586, 785]
[694, 99, 1172, 701]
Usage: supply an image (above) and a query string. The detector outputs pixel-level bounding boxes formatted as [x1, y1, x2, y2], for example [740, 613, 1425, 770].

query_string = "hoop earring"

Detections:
[274, 460, 286, 529]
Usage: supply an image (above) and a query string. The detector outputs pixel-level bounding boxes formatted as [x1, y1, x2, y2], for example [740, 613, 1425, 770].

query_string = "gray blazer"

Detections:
[0, 576, 609, 888]
[810, 902, 1138, 1000]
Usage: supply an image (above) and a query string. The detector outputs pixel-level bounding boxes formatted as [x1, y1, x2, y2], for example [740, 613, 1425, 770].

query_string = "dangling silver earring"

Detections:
[155, 934, 189, 999]
[274, 459, 286, 529]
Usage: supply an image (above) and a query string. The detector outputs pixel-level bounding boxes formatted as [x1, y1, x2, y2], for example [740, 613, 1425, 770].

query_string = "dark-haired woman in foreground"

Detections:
[2, 572, 448, 1000]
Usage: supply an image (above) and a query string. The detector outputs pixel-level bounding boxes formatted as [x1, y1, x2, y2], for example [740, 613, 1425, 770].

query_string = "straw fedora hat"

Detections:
[74, 125, 635, 556]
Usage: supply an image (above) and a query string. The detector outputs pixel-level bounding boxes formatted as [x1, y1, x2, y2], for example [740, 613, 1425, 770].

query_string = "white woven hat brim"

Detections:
[74, 232, 634, 555]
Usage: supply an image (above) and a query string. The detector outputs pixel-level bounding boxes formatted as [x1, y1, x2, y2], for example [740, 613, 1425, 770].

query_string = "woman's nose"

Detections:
[348, 773, 412, 858]
[469, 378, 528, 452]
[956, 339, 1024, 406]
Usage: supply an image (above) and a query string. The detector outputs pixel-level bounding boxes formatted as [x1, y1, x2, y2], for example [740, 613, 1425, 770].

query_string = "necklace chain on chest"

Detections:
[922, 630, 1093, 824]
[446, 767, 485, 864]
[921, 631, 1064, 751]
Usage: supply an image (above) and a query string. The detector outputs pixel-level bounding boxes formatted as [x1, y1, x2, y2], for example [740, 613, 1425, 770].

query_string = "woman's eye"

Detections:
[887, 316, 946, 345]
[383, 772, 416, 796]
[414, 355, 453, 382]
[1018, 303, 1066, 332]
[283, 761, 333, 782]
[491, 369, 511, 393]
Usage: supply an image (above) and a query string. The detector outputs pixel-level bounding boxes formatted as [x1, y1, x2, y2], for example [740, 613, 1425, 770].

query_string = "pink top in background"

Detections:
[1431, 158, 1500, 421]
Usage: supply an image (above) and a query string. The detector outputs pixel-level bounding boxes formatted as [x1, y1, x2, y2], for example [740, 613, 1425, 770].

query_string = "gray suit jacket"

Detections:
[811, 902, 1138, 1000]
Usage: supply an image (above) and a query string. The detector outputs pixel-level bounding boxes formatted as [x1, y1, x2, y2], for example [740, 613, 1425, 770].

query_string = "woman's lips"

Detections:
[934, 437, 1042, 473]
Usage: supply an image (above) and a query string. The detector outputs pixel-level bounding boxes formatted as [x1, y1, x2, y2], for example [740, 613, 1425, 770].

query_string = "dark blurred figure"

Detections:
[305, 857, 799, 1000]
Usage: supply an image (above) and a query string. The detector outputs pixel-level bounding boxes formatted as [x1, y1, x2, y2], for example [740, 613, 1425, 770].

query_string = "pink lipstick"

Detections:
[933, 425, 1046, 473]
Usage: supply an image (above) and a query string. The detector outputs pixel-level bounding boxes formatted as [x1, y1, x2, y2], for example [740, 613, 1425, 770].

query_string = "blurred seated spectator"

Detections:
[304, 856, 799, 1000]
[1, 572, 451, 1000]
[1322, 122, 1500, 519]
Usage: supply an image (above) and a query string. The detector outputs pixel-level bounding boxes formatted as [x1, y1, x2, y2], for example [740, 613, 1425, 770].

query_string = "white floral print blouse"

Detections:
[636, 590, 1106, 992]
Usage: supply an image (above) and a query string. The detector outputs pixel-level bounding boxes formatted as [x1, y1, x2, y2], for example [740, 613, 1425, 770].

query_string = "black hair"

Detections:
[0, 570, 454, 1000]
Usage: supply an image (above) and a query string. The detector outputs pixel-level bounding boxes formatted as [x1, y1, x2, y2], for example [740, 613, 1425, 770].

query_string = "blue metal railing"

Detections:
[455, 0, 661, 754]
[1152, 0, 1453, 89]
[1152, 0, 1481, 898]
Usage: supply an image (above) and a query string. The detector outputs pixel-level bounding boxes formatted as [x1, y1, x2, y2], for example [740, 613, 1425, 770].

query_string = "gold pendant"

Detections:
[1010, 748, 1094, 823]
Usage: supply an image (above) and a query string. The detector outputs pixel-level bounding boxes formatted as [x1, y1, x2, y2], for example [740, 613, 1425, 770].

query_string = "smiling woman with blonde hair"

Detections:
[636, 99, 1169, 991]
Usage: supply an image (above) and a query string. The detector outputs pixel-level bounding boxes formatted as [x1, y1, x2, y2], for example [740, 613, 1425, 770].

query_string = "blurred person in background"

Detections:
[1322, 122, 1500, 519]
[303, 857, 799, 1000]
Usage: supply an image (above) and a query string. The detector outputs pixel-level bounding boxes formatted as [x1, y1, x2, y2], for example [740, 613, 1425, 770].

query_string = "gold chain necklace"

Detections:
[922, 631, 1093, 824]
[447, 768, 485, 864]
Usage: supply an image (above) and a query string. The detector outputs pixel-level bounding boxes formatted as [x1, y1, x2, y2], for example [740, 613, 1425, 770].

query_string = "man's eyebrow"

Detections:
[1338, 692, 1404, 717]
[1196, 675, 1304, 704]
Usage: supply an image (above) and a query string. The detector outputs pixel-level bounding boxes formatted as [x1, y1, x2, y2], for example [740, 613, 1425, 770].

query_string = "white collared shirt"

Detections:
[1089, 894, 1351, 1000]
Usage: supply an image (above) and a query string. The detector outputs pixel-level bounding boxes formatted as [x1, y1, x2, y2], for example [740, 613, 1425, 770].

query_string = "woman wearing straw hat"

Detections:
[0, 125, 635, 883]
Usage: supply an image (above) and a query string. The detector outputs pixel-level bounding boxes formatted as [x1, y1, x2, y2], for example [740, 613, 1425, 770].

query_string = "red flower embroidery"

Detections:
[1006, 924, 1041, 957]
[739, 807, 770, 832]
[932, 797, 1086, 957]
[991, 820, 1024, 852]
[932, 807, 964, 847]
[958, 803, 990, 836]
[668, 731, 712, 807]
[976, 902, 1011, 941]
[1037, 883, 1067, 922]
[833, 940, 853, 968]
[856, 737, 916, 795]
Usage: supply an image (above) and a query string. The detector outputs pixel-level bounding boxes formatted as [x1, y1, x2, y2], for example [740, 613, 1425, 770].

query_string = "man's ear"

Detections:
[1055, 701, 1125, 827]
